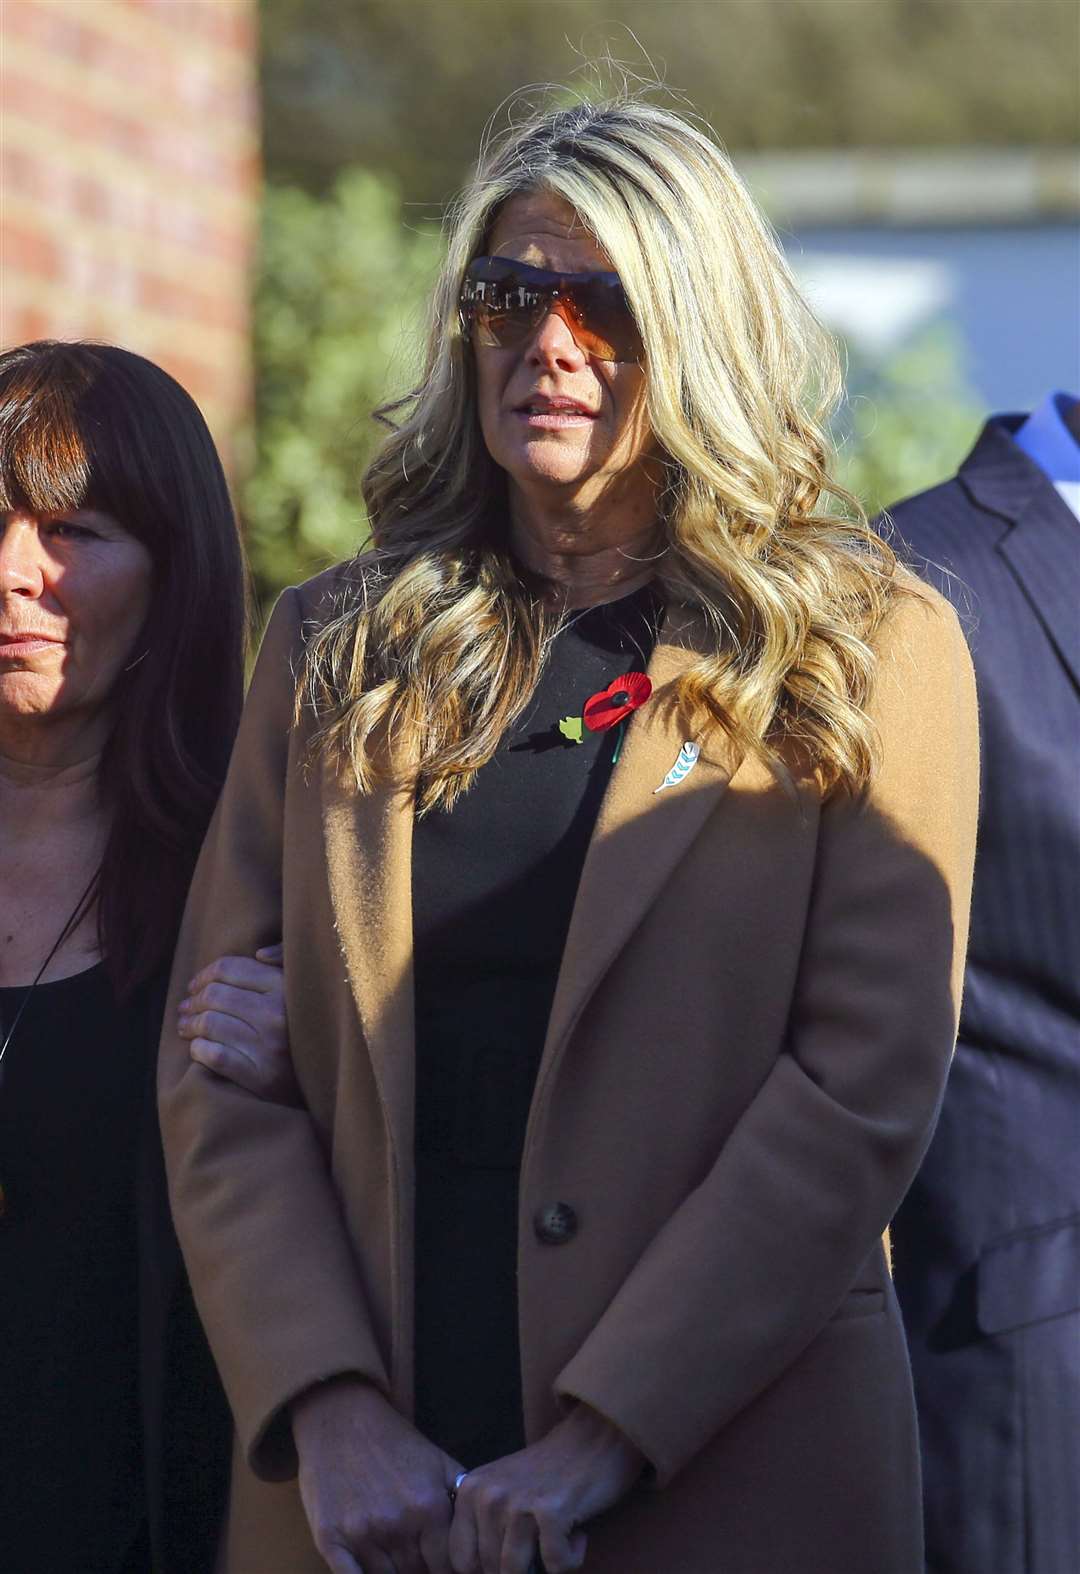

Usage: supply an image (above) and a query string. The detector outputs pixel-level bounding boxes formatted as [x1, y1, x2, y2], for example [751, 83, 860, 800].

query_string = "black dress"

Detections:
[0, 964, 229, 1574]
[411, 583, 662, 1469]
[0, 964, 146, 1572]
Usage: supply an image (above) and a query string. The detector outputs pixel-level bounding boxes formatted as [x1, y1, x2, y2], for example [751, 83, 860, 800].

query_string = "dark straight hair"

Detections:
[0, 341, 248, 998]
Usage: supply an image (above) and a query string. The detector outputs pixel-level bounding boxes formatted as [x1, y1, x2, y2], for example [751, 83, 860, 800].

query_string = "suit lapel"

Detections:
[996, 500, 1080, 696]
[537, 606, 743, 1090]
[961, 420, 1080, 695]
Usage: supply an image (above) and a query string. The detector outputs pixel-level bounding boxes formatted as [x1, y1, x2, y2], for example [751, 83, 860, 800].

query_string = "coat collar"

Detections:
[960, 418, 1080, 693]
[321, 603, 743, 1151]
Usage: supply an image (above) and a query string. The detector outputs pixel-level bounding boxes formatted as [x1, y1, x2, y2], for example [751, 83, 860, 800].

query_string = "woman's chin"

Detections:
[505, 449, 605, 494]
[0, 675, 62, 716]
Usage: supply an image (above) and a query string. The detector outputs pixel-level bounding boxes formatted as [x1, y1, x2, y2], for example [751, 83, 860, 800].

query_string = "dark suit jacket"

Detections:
[889, 418, 1080, 1574]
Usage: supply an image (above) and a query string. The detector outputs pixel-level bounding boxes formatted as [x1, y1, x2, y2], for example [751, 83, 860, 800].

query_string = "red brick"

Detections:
[1, 306, 52, 348]
[17, 5, 247, 116]
[40, 10, 96, 65]
[137, 268, 249, 336]
[2, 68, 253, 188]
[153, 346, 220, 405]
[0, 144, 34, 195]
[24, 308, 55, 343]
[2, 221, 63, 281]
[7, 2, 251, 102]
[5, 146, 253, 265]
[2, 0, 257, 468]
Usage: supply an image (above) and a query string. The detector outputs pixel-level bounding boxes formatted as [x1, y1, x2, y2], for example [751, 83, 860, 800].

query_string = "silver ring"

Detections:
[448, 1469, 469, 1504]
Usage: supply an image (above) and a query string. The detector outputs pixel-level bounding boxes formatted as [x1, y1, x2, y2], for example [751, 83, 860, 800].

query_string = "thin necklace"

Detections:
[0, 872, 99, 1068]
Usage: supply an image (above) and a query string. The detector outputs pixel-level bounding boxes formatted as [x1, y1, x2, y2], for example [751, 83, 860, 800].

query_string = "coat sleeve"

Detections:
[554, 582, 980, 1485]
[157, 587, 389, 1482]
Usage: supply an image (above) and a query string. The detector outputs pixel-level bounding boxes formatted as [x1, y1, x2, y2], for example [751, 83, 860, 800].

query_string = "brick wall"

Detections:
[0, 0, 259, 469]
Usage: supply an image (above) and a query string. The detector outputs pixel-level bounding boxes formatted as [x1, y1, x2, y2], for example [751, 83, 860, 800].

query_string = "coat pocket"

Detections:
[976, 1211, 1080, 1335]
[830, 1287, 886, 1321]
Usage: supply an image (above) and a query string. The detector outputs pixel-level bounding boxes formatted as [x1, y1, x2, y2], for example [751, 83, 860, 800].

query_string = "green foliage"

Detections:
[261, 0, 1080, 200]
[834, 325, 983, 518]
[242, 169, 441, 607]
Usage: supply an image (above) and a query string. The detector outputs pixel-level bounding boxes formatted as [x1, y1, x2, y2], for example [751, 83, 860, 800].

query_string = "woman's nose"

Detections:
[0, 518, 47, 595]
[526, 302, 589, 372]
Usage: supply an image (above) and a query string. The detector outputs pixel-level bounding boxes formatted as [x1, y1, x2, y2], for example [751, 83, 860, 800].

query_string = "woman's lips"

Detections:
[0, 634, 63, 658]
[514, 404, 598, 429]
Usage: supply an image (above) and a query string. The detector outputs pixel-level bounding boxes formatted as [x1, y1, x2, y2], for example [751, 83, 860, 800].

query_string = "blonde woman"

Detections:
[160, 97, 978, 1574]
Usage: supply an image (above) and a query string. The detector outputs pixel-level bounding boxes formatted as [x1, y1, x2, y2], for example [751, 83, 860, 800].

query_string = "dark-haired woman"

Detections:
[0, 340, 290, 1574]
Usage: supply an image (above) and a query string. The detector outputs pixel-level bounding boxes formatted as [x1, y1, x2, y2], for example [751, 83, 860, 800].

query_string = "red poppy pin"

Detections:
[558, 672, 653, 758]
[584, 672, 653, 731]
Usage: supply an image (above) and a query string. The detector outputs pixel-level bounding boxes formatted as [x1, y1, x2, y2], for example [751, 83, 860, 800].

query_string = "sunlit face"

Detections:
[473, 191, 656, 512]
[0, 509, 153, 741]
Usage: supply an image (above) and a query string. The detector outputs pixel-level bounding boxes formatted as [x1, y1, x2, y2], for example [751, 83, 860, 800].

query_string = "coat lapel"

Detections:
[537, 607, 744, 1089]
[320, 606, 744, 1139]
[322, 753, 416, 1158]
[961, 420, 1080, 695]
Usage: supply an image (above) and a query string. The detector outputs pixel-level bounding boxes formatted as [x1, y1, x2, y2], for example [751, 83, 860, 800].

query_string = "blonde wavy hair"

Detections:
[302, 93, 900, 810]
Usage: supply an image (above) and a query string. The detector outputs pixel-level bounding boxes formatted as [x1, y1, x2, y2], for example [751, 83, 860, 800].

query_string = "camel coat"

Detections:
[159, 564, 978, 1574]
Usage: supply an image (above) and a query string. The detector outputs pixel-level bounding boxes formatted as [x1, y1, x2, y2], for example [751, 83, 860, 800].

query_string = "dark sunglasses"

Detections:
[458, 255, 644, 364]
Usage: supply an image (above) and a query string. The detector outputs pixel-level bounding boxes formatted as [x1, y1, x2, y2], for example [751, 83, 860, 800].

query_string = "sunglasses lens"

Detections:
[469, 304, 539, 350]
[460, 260, 546, 350]
[564, 279, 644, 364]
[460, 259, 642, 363]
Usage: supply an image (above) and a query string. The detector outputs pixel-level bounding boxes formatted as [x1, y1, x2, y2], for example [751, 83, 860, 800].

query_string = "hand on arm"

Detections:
[291, 1378, 463, 1574]
[177, 942, 300, 1104]
[448, 1405, 644, 1574]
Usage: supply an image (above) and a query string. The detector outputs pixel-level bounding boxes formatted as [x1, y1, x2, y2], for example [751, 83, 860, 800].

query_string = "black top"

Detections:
[0, 963, 147, 1573]
[411, 583, 662, 1468]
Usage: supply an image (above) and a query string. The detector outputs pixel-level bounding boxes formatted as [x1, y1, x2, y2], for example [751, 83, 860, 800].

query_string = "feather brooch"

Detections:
[654, 740, 701, 794]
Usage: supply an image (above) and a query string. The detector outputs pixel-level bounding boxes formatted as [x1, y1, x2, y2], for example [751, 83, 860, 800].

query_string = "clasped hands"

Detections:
[176, 970, 645, 1568]
[291, 1377, 645, 1574]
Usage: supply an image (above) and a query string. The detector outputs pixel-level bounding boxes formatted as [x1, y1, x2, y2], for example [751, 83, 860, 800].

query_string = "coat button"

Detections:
[534, 1202, 578, 1245]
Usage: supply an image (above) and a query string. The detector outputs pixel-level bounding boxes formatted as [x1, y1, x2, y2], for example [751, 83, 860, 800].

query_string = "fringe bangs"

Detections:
[0, 362, 95, 517]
